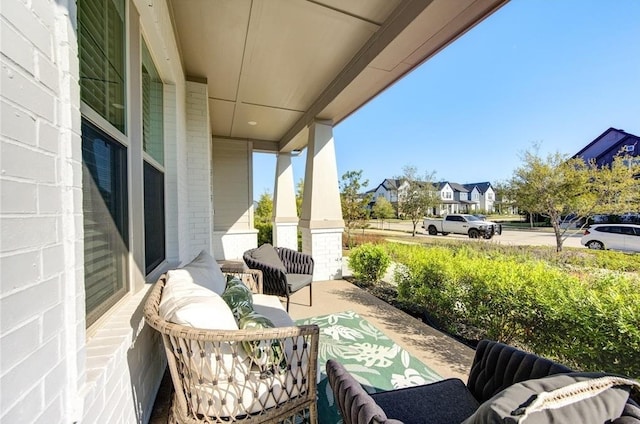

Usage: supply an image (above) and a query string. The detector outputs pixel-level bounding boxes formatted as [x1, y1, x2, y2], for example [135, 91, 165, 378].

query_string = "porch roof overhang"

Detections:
[169, 0, 508, 153]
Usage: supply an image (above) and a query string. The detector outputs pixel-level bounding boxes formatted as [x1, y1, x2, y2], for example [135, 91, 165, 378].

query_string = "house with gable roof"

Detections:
[463, 181, 496, 213]
[572, 128, 640, 168]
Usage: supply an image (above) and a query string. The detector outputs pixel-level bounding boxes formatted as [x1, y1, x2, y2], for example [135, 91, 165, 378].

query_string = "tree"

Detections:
[340, 170, 372, 248]
[254, 192, 273, 245]
[295, 178, 304, 217]
[507, 146, 640, 252]
[398, 166, 439, 236]
[492, 180, 515, 215]
[372, 196, 395, 229]
[254, 192, 273, 223]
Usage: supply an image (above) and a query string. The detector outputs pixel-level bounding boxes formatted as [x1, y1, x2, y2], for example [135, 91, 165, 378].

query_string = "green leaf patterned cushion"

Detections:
[221, 277, 253, 320]
[239, 310, 287, 374]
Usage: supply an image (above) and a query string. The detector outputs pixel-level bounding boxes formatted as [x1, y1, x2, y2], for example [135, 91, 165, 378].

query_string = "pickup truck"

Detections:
[422, 214, 502, 239]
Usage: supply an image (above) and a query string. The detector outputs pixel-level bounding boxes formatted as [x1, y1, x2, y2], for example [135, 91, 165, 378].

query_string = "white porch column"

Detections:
[299, 121, 344, 281]
[272, 153, 299, 250]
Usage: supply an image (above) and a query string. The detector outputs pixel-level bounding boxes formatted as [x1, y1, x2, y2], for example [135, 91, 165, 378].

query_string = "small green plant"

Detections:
[348, 243, 391, 285]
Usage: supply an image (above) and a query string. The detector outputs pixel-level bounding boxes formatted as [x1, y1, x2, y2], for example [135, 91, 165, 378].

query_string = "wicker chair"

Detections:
[243, 244, 314, 311]
[143, 269, 320, 423]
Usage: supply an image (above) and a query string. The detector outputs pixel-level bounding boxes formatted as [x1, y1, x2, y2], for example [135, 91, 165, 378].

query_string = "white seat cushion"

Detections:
[252, 294, 294, 328]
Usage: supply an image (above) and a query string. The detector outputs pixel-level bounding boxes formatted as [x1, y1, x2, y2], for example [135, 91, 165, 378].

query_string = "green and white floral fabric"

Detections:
[221, 277, 253, 320]
[239, 310, 287, 374]
[297, 311, 441, 424]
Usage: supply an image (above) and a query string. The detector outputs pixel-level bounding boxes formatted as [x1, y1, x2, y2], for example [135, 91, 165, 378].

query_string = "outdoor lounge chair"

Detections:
[243, 244, 313, 311]
[327, 339, 640, 424]
[144, 265, 320, 423]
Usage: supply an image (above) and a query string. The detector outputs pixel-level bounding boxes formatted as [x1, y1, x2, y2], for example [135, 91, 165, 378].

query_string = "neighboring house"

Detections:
[463, 182, 496, 213]
[572, 128, 640, 219]
[572, 128, 640, 168]
[0, 1, 507, 422]
[434, 182, 468, 215]
[368, 178, 409, 216]
[369, 178, 497, 216]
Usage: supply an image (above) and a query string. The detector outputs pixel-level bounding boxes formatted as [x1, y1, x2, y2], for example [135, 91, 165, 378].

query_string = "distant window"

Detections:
[144, 163, 165, 273]
[142, 39, 165, 274]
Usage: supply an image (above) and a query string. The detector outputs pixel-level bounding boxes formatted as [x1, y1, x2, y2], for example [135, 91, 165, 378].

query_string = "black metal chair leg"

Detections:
[309, 283, 312, 307]
[286, 295, 290, 312]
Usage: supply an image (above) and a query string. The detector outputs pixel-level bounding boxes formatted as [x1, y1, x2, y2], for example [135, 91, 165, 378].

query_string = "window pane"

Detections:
[82, 119, 129, 327]
[142, 40, 164, 164]
[144, 162, 165, 274]
[78, 0, 126, 133]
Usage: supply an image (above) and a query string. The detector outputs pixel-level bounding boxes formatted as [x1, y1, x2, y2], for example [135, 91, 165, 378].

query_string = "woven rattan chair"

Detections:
[243, 244, 314, 311]
[144, 269, 320, 423]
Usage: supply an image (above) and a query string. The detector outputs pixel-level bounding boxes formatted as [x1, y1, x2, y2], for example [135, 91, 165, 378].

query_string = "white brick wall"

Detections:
[2, 0, 191, 423]
[273, 222, 299, 250]
[212, 229, 258, 261]
[186, 81, 214, 259]
[301, 228, 343, 281]
[0, 1, 81, 422]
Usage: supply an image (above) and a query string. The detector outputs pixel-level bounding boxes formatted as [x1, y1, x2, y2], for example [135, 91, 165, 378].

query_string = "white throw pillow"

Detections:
[160, 270, 238, 330]
[182, 250, 227, 295]
[252, 294, 293, 328]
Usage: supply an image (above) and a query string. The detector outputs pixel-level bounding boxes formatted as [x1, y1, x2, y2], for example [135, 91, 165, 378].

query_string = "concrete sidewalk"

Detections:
[287, 279, 474, 380]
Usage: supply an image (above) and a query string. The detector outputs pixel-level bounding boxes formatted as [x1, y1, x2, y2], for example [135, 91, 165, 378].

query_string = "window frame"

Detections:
[140, 35, 166, 276]
[80, 115, 130, 328]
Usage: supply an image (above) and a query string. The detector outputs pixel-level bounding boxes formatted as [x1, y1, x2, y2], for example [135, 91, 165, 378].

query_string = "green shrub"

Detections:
[255, 222, 273, 246]
[348, 243, 391, 284]
[388, 242, 640, 378]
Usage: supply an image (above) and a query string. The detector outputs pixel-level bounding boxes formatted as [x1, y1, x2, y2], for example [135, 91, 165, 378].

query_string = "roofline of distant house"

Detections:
[572, 127, 637, 158]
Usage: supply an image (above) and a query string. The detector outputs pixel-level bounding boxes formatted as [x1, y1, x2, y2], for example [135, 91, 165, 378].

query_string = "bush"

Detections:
[388, 242, 640, 378]
[255, 222, 272, 246]
[348, 243, 391, 284]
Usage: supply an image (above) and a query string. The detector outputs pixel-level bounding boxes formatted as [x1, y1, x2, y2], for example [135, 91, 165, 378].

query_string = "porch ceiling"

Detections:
[169, 0, 507, 152]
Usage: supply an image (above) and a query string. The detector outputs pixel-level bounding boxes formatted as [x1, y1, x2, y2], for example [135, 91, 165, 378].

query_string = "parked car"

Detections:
[422, 214, 502, 239]
[581, 224, 640, 252]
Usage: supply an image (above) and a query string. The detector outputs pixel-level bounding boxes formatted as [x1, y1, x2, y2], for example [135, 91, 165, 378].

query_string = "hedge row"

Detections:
[383, 243, 640, 378]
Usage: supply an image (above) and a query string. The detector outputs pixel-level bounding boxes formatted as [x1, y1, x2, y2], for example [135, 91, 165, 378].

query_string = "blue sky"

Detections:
[253, 0, 640, 198]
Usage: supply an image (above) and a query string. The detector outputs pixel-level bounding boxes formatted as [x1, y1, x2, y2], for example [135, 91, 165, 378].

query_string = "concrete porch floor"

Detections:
[149, 279, 474, 422]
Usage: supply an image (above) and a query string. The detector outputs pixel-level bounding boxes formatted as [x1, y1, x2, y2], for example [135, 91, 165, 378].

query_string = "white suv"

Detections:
[581, 224, 640, 252]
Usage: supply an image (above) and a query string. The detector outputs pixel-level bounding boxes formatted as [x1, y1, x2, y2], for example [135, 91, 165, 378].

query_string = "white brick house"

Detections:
[0, 1, 506, 422]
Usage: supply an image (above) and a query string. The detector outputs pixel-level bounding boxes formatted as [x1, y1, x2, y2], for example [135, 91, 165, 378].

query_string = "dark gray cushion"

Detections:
[371, 378, 480, 424]
[251, 244, 286, 273]
[285, 273, 312, 292]
[463, 373, 637, 424]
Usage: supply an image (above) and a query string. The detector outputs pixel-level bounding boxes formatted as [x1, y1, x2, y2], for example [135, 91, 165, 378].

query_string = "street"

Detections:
[370, 220, 584, 249]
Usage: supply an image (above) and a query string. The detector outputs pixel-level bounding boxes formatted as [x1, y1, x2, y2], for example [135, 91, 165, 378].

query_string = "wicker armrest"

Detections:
[221, 267, 263, 294]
